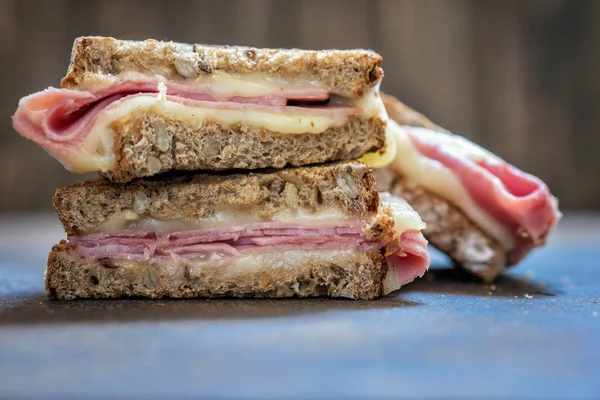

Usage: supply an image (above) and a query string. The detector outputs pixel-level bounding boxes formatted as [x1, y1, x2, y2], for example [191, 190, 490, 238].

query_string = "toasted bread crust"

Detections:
[103, 113, 385, 182]
[61, 37, 384, 98]
[46, 243, 387, 300]
[54, 161, 379, 236]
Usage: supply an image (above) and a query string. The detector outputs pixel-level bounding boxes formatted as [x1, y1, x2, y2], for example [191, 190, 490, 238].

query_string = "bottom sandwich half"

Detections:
[46, 162, 429, 300]
[48, 246, 395, 300]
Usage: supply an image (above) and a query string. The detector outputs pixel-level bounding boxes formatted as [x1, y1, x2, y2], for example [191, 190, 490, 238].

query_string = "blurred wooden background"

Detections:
[1, 0, 598, 211]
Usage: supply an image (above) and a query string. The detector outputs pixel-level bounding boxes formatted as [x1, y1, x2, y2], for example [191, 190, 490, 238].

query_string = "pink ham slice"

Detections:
[69, 222, 370, 258]
[72, 222, 365, 245]
[12, 78, 359, 171]
[387, 230, 430, 286]
[68, 222, 430, 292]
[408, 133, 561, 264]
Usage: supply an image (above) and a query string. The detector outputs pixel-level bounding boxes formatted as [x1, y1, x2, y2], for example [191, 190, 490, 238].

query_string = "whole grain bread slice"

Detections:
[54, 161, 379, 237]
[61, 36, 384, 98]
[376, 93, 507, 282]
[46, 243, 387, 300]
[104, 112, 385, 182]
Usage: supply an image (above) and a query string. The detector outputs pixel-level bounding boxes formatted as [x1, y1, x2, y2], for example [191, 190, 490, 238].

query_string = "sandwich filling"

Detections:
[65, 196, 429, 295]
[382, 121, 561, 264]
[12, 72, 385, 173]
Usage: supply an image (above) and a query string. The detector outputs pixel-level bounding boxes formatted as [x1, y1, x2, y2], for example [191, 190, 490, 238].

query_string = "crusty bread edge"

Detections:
[61, 36, 384, 98]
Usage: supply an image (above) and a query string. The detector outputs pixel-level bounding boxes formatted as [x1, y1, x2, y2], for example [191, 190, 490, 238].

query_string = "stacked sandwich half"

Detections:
[13, 37, 430, 300]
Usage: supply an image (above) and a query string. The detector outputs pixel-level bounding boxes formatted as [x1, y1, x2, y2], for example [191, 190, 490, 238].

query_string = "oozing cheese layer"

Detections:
[96, 199, 425, 235]
[98, 207, 354, 234]
[356, 83, 397, 168]
[182, 249, 364, 277]
[379, 192, 426, 236]
[77, 71, 328, 100]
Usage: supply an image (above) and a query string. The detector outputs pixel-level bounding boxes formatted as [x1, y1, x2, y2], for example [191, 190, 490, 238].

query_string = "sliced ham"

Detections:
[387, 230, 430, 286]
[408, 131, 561, 264]
[69, 224, 368, 259]
[72, 222, 366, 247]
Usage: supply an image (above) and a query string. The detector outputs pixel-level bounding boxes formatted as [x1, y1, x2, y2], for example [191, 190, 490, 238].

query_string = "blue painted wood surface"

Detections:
[0, 218, 599, 399]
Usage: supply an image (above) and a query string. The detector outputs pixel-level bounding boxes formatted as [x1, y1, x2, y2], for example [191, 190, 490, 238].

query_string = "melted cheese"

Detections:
[379, 192, 426, 236]
[359, 121, 397, 168]
[354, 81, 386, 118]
[386, 122, 514, 249]
[128, 248, 364, 299]
[78, 71, 326, 99]
[382, 263, 400, 295]
[98, 207, 354, 234]
[357, 85, 396, 168]
[184, 249, 362, 277]
[210, 73, 323, 100]
[98, 199, 425, 237]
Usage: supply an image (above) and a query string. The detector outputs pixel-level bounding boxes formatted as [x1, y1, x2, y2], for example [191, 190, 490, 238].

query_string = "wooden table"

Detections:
[1, 213, 599, 399]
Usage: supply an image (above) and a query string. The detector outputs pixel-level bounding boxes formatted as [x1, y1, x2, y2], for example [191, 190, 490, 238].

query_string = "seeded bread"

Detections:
[103, 113, 385, 183]
[54, 161, 379, 236]
[61, 36, 384, 98]
[46, 243, 387, 300]
[377, 93, 506, 282]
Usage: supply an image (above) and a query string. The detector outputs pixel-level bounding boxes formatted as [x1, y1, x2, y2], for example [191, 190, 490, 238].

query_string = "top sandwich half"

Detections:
[12, 36, 388, 182]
